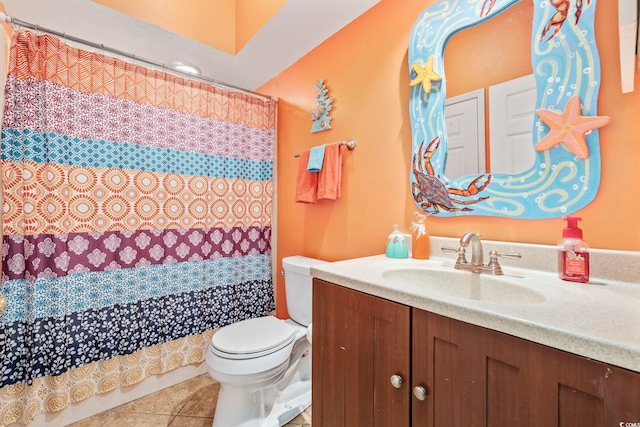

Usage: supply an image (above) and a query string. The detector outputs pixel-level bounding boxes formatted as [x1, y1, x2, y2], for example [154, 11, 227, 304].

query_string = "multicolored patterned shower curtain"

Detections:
[0, 30, 276, 424]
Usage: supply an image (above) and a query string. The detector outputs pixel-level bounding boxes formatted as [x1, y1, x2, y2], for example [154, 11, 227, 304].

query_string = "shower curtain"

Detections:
[0, 30, 276, 424]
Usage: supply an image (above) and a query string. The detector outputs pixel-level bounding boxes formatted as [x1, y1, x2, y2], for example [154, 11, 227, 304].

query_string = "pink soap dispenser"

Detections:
[558, 216, 589, 283]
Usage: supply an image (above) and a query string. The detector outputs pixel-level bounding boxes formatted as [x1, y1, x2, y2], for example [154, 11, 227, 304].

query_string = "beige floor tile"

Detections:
[176, 375, 219, 418]
[168, 415, 214, 427]
[97, 412, 174, 427]
[113, 375, 203, 415]
[66, 411, 115, 427]
[66, 375, 312, 426]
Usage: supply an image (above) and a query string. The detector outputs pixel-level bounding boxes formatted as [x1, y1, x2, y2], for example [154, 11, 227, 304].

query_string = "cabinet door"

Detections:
[413, 309, 640, 427]
[312, 279, 411, 427]
[530, 343, 640, 427]
[412, 310, 532, 427]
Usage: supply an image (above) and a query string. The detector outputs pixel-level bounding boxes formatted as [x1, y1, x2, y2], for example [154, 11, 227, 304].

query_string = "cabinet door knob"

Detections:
[390, 374, 403, 388]
[413, 385, 428, 401]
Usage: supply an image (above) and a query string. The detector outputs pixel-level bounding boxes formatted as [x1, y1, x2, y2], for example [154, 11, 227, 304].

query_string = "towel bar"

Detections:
[294, 139, 356, 158]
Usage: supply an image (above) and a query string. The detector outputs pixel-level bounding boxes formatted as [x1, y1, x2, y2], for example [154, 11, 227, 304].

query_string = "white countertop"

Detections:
[311, 251, 640, 373]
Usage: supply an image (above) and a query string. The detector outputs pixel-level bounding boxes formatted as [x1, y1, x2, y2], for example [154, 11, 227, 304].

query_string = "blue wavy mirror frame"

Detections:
[408, 0, 610, 219]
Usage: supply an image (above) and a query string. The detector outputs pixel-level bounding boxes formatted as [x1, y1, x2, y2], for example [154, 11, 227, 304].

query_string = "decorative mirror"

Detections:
[408, 0, 610, 218]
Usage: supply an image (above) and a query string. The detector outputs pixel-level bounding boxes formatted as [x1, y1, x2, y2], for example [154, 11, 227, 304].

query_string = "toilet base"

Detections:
[212, 375, 310, 427]
[249, 380, 311, 427]
[263, 382, 311, 427]
[210, 338, 311, 427]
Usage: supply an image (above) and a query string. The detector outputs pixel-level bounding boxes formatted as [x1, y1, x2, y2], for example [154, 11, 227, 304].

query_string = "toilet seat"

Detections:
[211, 316, 297, 360]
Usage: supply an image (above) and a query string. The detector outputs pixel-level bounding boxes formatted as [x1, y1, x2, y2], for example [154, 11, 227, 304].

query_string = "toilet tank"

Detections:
[282, 256, 327, 326]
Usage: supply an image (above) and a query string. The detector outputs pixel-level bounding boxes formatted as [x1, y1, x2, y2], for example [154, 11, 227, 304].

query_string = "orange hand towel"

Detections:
[295, 150, 318, 203]
[317, 142, 343, 200]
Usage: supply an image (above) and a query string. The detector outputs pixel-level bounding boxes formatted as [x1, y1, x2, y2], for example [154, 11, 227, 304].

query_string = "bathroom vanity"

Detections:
[310, 241, 640, 426]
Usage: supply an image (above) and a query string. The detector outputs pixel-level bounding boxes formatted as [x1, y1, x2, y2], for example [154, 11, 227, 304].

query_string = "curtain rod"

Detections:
[0, 12, 277, 103]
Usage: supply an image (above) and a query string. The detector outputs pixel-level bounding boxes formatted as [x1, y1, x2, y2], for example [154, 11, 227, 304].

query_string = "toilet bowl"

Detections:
[206, 256, 325, 427]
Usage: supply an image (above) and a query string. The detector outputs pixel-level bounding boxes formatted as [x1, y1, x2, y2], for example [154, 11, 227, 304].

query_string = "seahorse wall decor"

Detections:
[311, 80, 333, 133]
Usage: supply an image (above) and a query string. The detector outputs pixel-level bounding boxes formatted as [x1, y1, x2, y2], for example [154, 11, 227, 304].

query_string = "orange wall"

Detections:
[258, 0, 640, 318]
[236, 0, 287, 51]
[94, 0, 237, 53]
[94, 0, 287, 54]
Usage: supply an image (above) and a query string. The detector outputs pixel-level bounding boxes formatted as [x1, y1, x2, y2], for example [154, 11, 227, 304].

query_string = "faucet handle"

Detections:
[488, 250, 522, 261]
[441, 246, 467, 266]
[487, 250, 522, 275]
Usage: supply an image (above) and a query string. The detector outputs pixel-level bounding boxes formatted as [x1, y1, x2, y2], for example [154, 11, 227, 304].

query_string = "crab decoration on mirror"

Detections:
[412, 137, 491, 213]
[482, 0, 592, 41]
[540, 0, 593, 41]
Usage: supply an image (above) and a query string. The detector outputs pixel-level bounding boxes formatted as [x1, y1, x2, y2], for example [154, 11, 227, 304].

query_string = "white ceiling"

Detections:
[1, 0, 380, 93]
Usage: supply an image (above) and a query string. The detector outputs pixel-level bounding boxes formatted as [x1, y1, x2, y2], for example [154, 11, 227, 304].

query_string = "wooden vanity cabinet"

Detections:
[412, 308, 534, 426]
[312, 278, 411, 426]
[313, 279, 640, 426]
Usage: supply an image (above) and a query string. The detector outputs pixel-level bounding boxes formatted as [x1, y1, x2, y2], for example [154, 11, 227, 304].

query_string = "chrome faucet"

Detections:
[442, 232, 522, 275]
[460, 232, 483, 266]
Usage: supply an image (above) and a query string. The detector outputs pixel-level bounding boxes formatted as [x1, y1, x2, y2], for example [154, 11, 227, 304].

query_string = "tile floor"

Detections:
[66, 374, 311, 427]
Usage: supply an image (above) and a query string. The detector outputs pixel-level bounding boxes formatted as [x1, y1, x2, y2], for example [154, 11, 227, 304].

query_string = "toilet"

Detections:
[206, 255, 326, 427]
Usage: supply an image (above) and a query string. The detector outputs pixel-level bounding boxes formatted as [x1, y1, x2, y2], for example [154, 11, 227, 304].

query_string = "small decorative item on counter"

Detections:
[557, 216, 589, 283]
[385, 224, 409, 259]
[410, 212, 431, 259]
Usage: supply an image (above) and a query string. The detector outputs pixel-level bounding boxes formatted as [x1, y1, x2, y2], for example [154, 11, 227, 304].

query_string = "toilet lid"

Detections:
[211, 316, 297, 359]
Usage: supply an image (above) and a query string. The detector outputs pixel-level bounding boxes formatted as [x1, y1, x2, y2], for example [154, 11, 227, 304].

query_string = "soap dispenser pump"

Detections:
[558, 216, 589, 283]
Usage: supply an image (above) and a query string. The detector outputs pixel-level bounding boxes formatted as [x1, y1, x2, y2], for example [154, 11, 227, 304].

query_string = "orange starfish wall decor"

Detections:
[535, 95, 611, 159]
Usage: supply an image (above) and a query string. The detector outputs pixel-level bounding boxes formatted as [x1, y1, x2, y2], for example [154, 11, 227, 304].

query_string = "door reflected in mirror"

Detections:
[443, 1, 534, 179]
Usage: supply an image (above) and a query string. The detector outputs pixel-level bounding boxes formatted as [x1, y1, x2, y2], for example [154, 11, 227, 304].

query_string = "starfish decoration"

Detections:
[410, 56, 442, 95]
[535, 95, 611, 159]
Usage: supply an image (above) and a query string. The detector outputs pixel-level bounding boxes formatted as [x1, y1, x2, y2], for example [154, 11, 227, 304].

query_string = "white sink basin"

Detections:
[381, 267, 546, 305]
